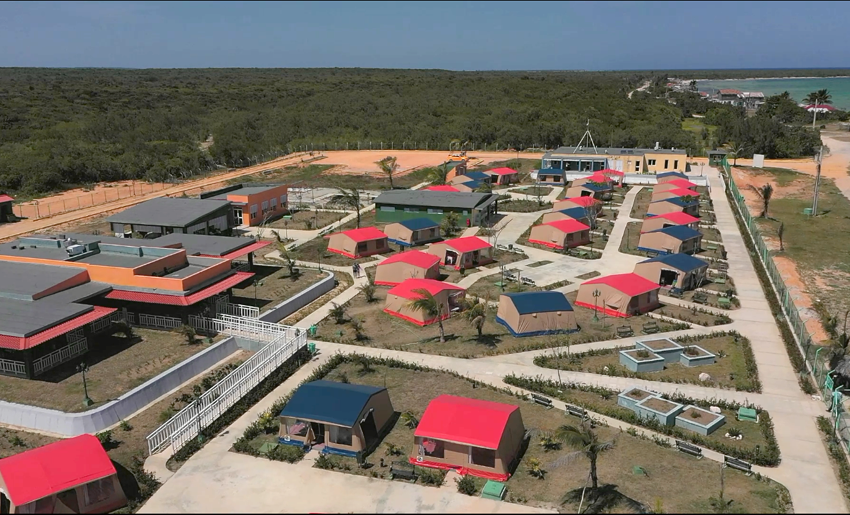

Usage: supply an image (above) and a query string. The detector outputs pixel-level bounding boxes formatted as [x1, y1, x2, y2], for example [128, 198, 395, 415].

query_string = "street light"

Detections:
[253, 280, 264, 301]
[592, 289, 601, 322]
[76, 362, 93, 407]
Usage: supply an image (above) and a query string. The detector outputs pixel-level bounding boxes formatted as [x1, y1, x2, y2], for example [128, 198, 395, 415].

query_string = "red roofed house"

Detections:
[0, 194, 13, 223]
[0, 434, 127, 514]
[485, 167, 520, 186]
[651, 187, 701, 202]
[653, 178, 698, 193]
[374, 251, 441, 286]
[383, 278, 466, 325]
[423, 185, 461, 192]
[575, 273, 661, 317]
[326, 227, 389, 259]
[641, 212, 700, 233]
[426, 236, 493, 270]
[410, 394, 526, 481]
[528, 219, 591, 250]
[552, 197, 603, 215]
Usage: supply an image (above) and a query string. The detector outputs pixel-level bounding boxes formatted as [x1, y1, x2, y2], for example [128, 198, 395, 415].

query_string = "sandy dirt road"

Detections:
[0, 153, 311, 242]
[320, 149, 544, 174]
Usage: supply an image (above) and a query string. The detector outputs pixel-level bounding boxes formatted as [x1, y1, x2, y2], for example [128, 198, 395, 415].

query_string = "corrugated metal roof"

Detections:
[104, 272, 253, 306]
[106, 197, 231, 228]
[415, 395, 518, 450]
[0, 306, 116, 350]
[502, 291, 573, 314]
[279, 380, 386, 427]
[639, 253, 708, 273]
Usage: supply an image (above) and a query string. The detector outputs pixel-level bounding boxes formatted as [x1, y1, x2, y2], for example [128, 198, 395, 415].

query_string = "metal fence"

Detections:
[221, 302, 260, 319]
[126, 312, 183, 330]
[145, 314, 306, 456]
[0, 358, 26, 377]
[33, 336, 88, 377]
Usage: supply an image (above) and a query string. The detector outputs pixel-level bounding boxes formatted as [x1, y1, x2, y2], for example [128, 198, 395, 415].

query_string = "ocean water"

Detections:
[697, 77, 850, 110]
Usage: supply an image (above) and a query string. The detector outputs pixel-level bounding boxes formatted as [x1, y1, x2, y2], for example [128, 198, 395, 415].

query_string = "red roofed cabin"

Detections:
[383, 279, 466, 325]
[575, 273, 661, 317]
[528, 219, 591, 250]
[641, 212, 700, 233]
[374, 251, 441, 286]
[651, 188, 700, 202]
[485, 167, 520, 185]
[653, 179, 698, 193]
[0, 434, 127, 514]
[426, 236, 493, 270]
[411, 395, 526, 481]
[0, 194, 13, 223]
[423, 185, 460, 192]
[326, 227, 388, 259]
[552, 197, 602, 215]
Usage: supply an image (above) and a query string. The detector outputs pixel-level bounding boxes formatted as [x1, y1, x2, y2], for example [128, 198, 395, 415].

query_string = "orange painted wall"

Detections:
[230, 185, 289, 226]
[32, 270, 90, 300]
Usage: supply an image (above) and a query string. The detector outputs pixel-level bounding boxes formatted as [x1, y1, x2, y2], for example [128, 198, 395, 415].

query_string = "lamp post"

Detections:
[76, 362, 93, 407]
[253, 280, 264, 301]
[592, 289, 601, 322]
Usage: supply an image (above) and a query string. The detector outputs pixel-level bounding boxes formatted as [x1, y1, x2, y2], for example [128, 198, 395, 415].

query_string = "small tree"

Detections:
[463, 297, 486, 338]
[406, 288, 447, 342]
[549, 421, 615, 495]
[336, 188, 363, 227]
[400, 411, 419, 428]
[278, 244, 300, 277]
[441, 211, 461, 237]
[749, 183, 774, 218]
[526, 457, 547, 479]
[177, 325, 198, 345]
[358, 273, 377, 302]
[427, 163, 450, 185]
[329, 302, 348, 324]
[377, 156, 399, 189]
[349, 317, 367, 341]
[777, 221, 785, 251]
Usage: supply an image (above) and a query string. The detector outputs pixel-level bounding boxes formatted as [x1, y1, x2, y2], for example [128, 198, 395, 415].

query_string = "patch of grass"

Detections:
[499, 199, 553, 212]
[515, 186, 554, 197]
[816, 416, 850, 503]
[230, 264, 326, 310]
[655, 303, 732, 326]
[631, 188, 654, 218]
[535, 331, 761, 392]
[267, 209, 347, 231]
[0, 328, 223, 413]
[618, 221, 645, 256]
[575, 271, 602, 280]
[292, 234, 385, 267]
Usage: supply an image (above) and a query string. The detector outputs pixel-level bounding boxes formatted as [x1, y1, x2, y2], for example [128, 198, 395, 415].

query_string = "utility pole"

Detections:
[812, 146, 823, 216]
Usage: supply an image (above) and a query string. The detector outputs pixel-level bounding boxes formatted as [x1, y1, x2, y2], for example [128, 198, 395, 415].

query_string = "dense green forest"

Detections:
[0, 68, 833, 195]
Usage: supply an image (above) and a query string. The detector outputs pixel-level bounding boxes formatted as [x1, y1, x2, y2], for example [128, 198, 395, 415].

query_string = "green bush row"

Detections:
[719, 169, 816, 394]
[502, 373, 780, 466]
[817, 416, 850, 497]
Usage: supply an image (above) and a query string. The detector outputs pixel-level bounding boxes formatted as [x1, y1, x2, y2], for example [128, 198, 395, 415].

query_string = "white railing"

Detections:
[89, 311, 123, 334]
[137, 313, 183, 330]
[222, 302, 260, 319]
[0, 358, 26, 377]
[146, 315, 306, 456]
[33, 337, 88, 376]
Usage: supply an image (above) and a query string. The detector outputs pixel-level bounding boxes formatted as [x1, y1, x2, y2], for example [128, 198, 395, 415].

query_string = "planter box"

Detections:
[679, 345, 716, 367]
[635, 338, 684, 364]
[620, 349, 665, 373]
[635, 396, 684, 426]
[675, 405, 726, 435]
[617, 387, 656, 412]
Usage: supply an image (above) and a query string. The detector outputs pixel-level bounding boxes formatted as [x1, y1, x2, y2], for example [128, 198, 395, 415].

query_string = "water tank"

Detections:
[66, 244, 86, 257]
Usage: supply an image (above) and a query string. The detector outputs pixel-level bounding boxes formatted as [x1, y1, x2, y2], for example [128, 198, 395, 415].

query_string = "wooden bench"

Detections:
[692, 292, 709, 305]
[704, 244, 719, 252]
[565, 404, 587, 419]
[717, 297, 732, 309]
[530, 393, 554, 409]
[667, 288, 684, 299]
[642, 321, 660, 335]
[675, 440, 703, 459]
[617, 325, 634, 338]
[390, 460, 417, 481]
[724, 456, 753, 475]
[712, 276, 727, 285]
[521, 277, 536, 286]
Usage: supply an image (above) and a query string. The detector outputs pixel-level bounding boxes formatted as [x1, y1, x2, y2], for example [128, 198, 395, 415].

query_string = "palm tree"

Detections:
[336, 188, 362, 228]
[749, 183, 774, 218]
[377, 156, 399, 189]
[724, 142, 746, 166]
[427, 163, 450, 185]
[358, 273, 377, 302]
[805, 89, 832, 129]
[400, 411, 419, 428]
[406, 288, 447, 342]
[277, 244, 299, 277]
[463, 297, 486, 338]
[549, 421, 615, 494]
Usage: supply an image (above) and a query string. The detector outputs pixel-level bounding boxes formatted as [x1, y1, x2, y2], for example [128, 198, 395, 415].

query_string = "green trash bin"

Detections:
[481, 480, 506, 501]
[803, 207, 813, 216]
[307, 342, 316, 354]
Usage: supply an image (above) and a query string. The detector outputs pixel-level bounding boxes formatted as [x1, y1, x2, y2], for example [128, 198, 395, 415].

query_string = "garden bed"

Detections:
[630, 188, 653, 218]
[230, 265, 326, 310]
[655, 302, 732, 326]
[267, 209, 349, 231]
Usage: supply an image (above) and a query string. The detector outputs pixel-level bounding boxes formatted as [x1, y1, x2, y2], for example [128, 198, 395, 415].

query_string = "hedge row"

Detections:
[503, 373, 781, 467]
[719, 170, 816, 395]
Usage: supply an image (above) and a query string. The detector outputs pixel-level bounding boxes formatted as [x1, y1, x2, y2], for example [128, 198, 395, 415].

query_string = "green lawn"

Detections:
[631, 188, 654, 218]
[499, 199, 553, 212]
[230, 265, 326, 310]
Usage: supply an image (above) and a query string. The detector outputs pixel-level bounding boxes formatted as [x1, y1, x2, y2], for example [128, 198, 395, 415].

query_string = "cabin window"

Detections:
[664, 160, 669, 169]
[469, 446, 496, 468]
[285, 417, 310, 437]
[404, 207, 419, 213]
[648, 159, 656, 166]
[329, 425, 353, 446]
[380, 206, 395, 212]
[357, 242, 368, 253]
[427, 208, 443, 214]
[419, 437, 445, 458]
[270, 198, 277, 210]
[84, 477, 115, 506]
[635, 161, 641, 171]
[673, 160, 679, 170]
[280, 194, 287, 206]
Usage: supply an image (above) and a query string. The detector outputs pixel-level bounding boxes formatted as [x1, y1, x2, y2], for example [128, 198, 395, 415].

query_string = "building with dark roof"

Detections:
[565, 181, 613, 200]
[638, 225, 703, 255]
[200, 183, 289, 227]
[106, 197, 234, 237]
[0, 193, 13, 223]
[655, 171, 689, 183]
[374, 190, 498, 226]
[535, 168, 566, 185]
[383, 218, 441, 247]
[496, 291, 577, 337]
[278, 380, 395, 457]
[647, 196, 700, 217]
[450, 171, 491, 185]
[634, 253, 709, 290]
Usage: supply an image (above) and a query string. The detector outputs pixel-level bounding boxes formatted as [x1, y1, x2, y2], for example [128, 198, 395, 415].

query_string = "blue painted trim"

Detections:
[320, 445, 360, 458]
[278, 437, 309, 449]
[387, 238, 412, 247]
[495, 316, 579, 338]
[637, 246, 671, 255]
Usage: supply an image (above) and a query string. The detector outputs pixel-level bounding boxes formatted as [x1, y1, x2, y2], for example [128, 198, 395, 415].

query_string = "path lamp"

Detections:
[253, 280, 264, 301]
[592, 289, 602, 322]
[77, 362, 93, 407]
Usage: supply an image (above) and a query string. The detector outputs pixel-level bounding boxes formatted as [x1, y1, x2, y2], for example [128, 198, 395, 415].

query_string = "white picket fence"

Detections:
[145, 314, 306, 456]
[33, 336, 88, 377]
[126, 312, 183, 330]
[221, 302, 260, 319]
[0, 358, 26, 377]
[89, 310, 124, 334]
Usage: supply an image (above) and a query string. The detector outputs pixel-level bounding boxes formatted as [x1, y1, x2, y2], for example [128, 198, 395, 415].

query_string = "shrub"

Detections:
[526, 457, 546, 479]
[455, 475, 477, 495]
[418, 468, 446, 486]
[96, 430, 115, 447]
[8, 435, 26, 447]
[385, 443, 404, 456]
[315, 454, 335, 470]
[266, 444, 305, 463]
[727, 428, 742, 438]
[119, 419, 133, 432]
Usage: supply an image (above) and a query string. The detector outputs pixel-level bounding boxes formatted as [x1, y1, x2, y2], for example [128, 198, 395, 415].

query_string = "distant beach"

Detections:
[696, 77, 850, 110]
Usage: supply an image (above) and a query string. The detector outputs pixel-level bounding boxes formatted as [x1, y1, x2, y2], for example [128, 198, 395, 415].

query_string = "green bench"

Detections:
[617, 325, 635, 338]
[717, 297, 732, 309]
[736, 407, 759, 423]
[642, 321, 660, 335]
[712, 276, 727, 285]
[704, 244, 719, 252]
[692, 292, 709, 305]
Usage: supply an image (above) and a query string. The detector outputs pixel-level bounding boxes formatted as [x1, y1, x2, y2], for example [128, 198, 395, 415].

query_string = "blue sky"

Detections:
[1, 1, 848, 70]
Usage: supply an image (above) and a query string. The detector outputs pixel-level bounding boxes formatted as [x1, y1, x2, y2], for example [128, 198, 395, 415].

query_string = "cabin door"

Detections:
[310, 423, 325, 445]
[361, 412, 379, 449]
[0, 491, 10, 515]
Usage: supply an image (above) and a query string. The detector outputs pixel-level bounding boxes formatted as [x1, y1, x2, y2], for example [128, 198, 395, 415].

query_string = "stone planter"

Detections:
[635, 396, 684, 426]
[620, 349, 665, 373]
[635, 338, 684, 364]
[679, 345, 716, 367]
[675, 405, 726, 435]
[617, 387, 656, 412]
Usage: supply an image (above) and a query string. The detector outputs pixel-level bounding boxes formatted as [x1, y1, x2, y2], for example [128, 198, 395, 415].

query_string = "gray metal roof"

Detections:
[37, 281, 112, 304]
[106, 197, 232, 228]
[0, 297, 93, 338]
[545, 146, 688, 158]
[0, 261, 86, 301]
[374, 190, 498, 210]
[150, 233, 255, 257]
[79, 252, 157, 268]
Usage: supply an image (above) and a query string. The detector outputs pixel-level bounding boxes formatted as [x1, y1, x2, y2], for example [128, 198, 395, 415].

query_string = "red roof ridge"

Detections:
[335, 227, 388, 242]
[387, 278, 465, 299]
[582, 273, 660, 296]
[488, 167, 518, 175]
[414, 394, 519, 449]
[439, 236, 492, 252]
[379, 250, 440, 267]
[543, 219, 590, 232]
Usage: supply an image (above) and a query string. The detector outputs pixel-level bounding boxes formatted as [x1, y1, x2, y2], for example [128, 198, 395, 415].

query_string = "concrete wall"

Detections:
[258, 271, 335, 323]
[0, 337, 241, 436]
